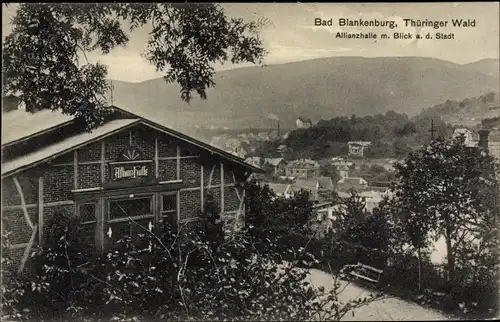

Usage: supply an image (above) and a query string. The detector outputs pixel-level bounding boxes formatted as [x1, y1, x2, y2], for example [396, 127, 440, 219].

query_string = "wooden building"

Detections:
[2, 104, 262, 273]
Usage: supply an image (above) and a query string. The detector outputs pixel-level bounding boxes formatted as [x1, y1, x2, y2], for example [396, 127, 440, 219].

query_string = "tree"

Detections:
[391, 135, 500, 290]
[2, 3, 267, 129]
[319, 163, 340, 184]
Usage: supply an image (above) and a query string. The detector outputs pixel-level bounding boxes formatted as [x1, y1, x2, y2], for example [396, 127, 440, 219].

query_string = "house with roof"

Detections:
[277, 144, 288, 157]
[347, 141, 371, 158]
[244, 156, 262, 168]
[285, 159, 320, 179]
[267, 183, 296, 199]
[296, 117, 313, 129]
[293, 176, 335, 202]
[331, 159, 354, 179]
[1, 98, 263, 273]
[337, 177, 369, 192]
[453, 128, 475, 146]
[262, 158, 287, 176]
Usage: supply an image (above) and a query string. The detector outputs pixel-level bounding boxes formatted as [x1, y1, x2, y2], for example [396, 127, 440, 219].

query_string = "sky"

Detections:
[2, 2, 499, 83]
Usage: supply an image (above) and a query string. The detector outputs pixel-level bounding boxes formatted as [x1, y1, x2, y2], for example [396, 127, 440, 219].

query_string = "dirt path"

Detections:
[307, 268, 452, 321]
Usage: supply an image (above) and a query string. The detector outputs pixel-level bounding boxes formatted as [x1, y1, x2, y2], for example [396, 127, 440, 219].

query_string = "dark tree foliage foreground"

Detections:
[1, 211, 382, 321]
[2, 3, 267, 129]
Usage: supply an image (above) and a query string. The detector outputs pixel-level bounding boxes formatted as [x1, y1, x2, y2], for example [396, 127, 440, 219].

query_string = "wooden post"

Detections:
[73, 150, 78, 189]
[155, 137, 159, 178]
[98, 141, 106, 251]
[18, 225, 37, 274]
[200, 164, 204, 212]
[100, 142, 106, 183]
[13, 177, 34, 230]
[176, 146, 181, 180]
[220, 163, 224, 215]
[38, 177, 44, 245]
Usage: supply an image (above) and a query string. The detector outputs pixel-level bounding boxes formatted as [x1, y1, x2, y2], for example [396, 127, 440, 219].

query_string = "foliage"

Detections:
[245, 180, 315, 240]
[254, 110, 451, 160]
[2, 209, 382, 321]
[386, 135, 500, 316]
[351, 163, 397, 184]
[2, 3, 267, 129]
[319, 163, 340, 184]
[419, 91, 499, 118]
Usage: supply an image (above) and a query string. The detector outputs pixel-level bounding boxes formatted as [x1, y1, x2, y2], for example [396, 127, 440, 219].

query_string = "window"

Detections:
[107, 195, 154, 247]
[161, 193, 178, 229]
[78, 202, 97, 248]
[109, 196, 153, 221]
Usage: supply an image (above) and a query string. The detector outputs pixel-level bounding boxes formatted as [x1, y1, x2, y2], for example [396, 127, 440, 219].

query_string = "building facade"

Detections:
[285, 159, 320, 179]
[2, 106, 261, 273]
[347, 141, 371, 158]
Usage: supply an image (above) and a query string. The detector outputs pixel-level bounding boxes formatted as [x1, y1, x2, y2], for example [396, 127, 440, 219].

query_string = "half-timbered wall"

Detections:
[2, 123, 247, 272]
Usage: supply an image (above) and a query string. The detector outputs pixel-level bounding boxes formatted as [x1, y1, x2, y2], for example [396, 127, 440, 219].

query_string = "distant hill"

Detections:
[108, 56, 499, 131]
[461, 58, 500, 77]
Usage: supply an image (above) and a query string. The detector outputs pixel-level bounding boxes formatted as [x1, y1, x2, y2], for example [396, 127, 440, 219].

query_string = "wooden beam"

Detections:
[13, 177, 34, 230]
[2, 204, 37, 211]
[208, 165, 215, 188]
[220, 163, 224, 215]
[200, 164, 204, 212]
[38, 176, 44, 245]
[73, 150, 78, 189]
[98, 199, 105, 251]
[155, 137, 159, 178]
[158, 155, 199, 161]
[44, 200, 74, 207]
[100, 141, 106, 183]
[176, 146, 181, 180]
[18, 224, 37, 274]
[176, 190, 180, 228]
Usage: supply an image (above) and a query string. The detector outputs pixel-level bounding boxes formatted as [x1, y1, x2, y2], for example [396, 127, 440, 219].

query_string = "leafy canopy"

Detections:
[2, 3, 267, 129]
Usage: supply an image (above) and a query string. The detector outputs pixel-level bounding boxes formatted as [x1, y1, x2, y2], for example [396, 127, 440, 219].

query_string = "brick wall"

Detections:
[180, 159, 201, 188]
[78, 142, 101, 162]
[43, 165, 74, 202]
[179, 190, 202, 221]
[79, 164, 101, 189]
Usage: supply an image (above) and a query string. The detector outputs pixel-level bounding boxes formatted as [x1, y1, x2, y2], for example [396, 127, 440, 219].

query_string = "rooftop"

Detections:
[2, 119, 140, 176]
[265, 158, 286, 166]
[2, 109, 74, 146]
[286, 159, 320, 169]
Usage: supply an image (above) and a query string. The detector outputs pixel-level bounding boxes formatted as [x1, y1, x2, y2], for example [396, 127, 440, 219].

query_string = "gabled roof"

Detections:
[264, 158, 286, 166]
[2, 119, 140, 177]
[286, 159, 320, 169]
[2, 108, 74, 146]
[267, 183, 294, 195]
[338, 177, 368, 185]
[2, 105, 264, 177]
[347, 141, 371, 146]
[297, 117, 312, 124]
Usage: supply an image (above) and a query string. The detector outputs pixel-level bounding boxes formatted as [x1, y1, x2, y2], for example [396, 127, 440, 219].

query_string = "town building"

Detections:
[331, 159, 354, 179]
[285, 159, 320, 179]
[453, 128, 475, 146]
[277, 144, 288, 158]
[337, 177, 369, 192]
[296, 117, 313, 129]
[267, 183, 295, 199]
[347, 141, 371, 158]
[262, 158, 288, 177]
[292, 176, 334, 202]
[2, 102, 262, 273]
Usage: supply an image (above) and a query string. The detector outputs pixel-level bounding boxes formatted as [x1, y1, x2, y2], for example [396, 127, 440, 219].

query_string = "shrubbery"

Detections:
[1, 208, 381, 321]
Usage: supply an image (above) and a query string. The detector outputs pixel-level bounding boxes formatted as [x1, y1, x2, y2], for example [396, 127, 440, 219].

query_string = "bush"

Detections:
[2, 213, 382, 321]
